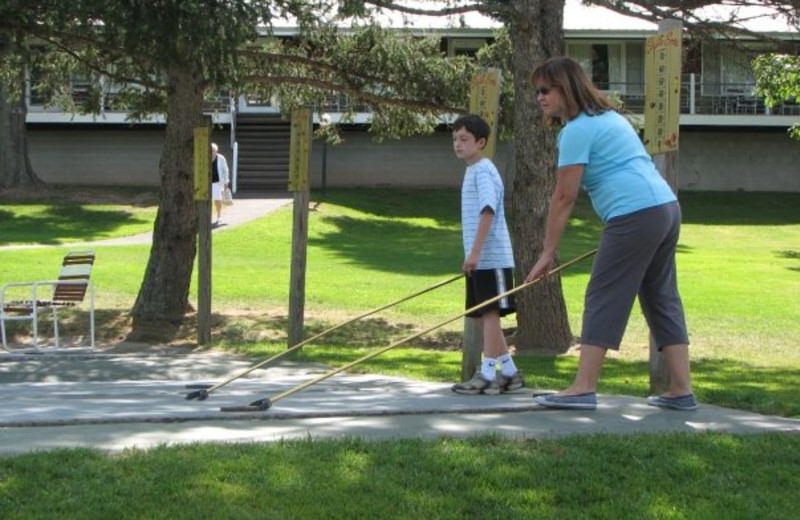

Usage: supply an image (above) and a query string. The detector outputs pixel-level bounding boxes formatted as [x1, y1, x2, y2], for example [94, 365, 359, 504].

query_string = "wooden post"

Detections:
[645, 19, 683, 393]
[288, 188, 309, 348]
[193, 123, 212, 345]
[461, 318, 482, 380]
[287, 109, 312, 349]
[469, 68, 502, 158]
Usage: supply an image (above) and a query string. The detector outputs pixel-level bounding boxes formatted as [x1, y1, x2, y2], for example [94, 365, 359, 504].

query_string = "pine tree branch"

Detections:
[241, 73, 466, 113]
[363, 0, 508, 18]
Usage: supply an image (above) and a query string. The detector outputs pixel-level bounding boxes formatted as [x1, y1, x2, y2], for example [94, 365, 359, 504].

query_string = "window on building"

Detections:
[448, 38, 488, 58]
[702, 42, 758, 96]
[590, 44, 610, 89]
[566, 41, 644, 95]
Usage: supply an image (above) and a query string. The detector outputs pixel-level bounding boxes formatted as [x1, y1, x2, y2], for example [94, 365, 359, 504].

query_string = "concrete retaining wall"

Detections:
[677, 128, 800, 191]
[27, 124, 800, 192]
[27, 126, 232, 187]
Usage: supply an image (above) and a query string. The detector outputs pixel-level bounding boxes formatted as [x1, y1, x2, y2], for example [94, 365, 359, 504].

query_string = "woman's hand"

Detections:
[524, 254, 554, 284]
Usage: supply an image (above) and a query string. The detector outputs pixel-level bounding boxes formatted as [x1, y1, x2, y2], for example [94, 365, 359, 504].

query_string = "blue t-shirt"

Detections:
[461, 158, 514, 269]
[558, 111, 676, 222]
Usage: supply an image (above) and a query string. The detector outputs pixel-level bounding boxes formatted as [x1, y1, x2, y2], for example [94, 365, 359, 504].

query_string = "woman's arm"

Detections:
[524, 164, 584, 283]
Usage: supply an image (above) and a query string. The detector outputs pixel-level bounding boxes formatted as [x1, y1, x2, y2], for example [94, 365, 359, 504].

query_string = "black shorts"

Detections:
[465, 268, 516, 318]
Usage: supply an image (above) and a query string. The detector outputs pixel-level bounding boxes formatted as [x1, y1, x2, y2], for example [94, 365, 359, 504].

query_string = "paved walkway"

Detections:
[1, 348, 798, 454]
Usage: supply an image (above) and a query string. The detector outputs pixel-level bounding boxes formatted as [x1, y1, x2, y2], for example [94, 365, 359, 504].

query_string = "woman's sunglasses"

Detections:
[534, 86, 552, 95]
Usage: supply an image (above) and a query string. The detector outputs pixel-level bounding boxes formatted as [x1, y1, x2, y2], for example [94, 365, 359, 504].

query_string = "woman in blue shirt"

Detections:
[524, 57, 696, 411]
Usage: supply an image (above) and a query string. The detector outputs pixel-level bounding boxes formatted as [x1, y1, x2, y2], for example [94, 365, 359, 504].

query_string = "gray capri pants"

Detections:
[581, 201, 689, 350]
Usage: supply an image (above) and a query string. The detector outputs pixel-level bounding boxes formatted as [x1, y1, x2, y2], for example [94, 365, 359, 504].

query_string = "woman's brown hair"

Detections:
[531, 56, 616, 126]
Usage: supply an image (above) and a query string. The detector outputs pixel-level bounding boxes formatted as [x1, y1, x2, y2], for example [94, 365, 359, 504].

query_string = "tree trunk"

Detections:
[129, 67, 204, 341]
[509, 0, 573, 353]
[0, 50, 42, 190]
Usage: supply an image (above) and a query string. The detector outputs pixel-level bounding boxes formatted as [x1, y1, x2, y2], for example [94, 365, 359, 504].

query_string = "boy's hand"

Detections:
[463, 252, 479, 274]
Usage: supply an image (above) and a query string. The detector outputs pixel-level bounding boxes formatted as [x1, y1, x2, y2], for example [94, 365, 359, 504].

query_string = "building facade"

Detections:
[25, 1, 800, 192]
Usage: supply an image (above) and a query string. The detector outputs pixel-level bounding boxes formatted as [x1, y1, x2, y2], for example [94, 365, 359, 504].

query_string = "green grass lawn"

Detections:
[0, 187, 798, 519]
[1, 434, 798, 520]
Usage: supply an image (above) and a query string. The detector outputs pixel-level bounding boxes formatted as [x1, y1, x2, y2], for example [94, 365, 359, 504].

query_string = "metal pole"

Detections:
[321, 140, 327, 196]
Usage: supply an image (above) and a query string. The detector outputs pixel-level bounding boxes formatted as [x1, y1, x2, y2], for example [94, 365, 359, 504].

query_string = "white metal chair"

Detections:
[1, 250, 96, 350]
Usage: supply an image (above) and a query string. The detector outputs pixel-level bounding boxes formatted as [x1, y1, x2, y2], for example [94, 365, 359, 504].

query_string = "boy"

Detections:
[451, 114, 524, 395]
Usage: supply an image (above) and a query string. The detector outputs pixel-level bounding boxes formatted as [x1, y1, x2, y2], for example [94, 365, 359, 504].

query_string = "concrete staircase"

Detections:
[234, 113, 291, 190]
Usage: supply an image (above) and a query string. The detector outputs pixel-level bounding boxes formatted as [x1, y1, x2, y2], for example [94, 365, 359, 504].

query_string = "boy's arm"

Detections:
[464, 207, 494, 274]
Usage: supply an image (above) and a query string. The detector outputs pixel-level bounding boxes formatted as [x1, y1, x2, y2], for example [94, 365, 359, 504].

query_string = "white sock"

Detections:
[481, 357, 497, 380]
[498, 353, 518, 377]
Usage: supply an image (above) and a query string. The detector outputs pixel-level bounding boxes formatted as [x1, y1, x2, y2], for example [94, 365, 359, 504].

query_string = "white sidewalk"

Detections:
[1, 350, 799, 454]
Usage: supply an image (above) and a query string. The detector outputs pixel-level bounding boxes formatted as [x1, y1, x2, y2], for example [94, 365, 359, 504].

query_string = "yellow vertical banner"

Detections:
[644, 28, 682, 154]
[193, 126, 210, 201]
[288, 109, 312, 192]
[469, 68, 502, 159]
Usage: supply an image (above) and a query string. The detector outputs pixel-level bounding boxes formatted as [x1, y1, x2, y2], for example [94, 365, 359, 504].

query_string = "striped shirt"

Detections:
[461, 158, 514, 269]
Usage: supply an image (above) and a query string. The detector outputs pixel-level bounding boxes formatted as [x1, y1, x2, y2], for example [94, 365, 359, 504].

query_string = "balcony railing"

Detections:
[598, 75, 799, 117]
[313, 74, 799, 119]
[28, 74, 799, 120]
[28, 81, 233, 115]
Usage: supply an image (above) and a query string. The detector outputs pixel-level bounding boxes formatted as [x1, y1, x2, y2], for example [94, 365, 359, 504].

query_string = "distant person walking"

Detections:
[524, 56, 696, 411]
[211, 143, 230, 225]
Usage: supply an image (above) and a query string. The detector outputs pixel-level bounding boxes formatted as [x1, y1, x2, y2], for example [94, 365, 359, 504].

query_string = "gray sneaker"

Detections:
[495, 371, 526, 393]
[534, 392, 597, 410]
[452, 372, 500, 395]
[646, 393, 698, 411]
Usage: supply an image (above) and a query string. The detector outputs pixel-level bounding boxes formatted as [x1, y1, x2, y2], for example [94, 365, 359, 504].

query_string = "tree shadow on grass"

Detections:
[679, 192, 800, 226]
[689, 358, 800, 417]
[219, 313, 423, 349]
[313, 188, 460, 227]
[776, 250, 800, 273]
[0, 308, 132, 366]
[309, 215, 461, 276]
[0, 205, 152, 246]
[309, 191, 603, 279]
